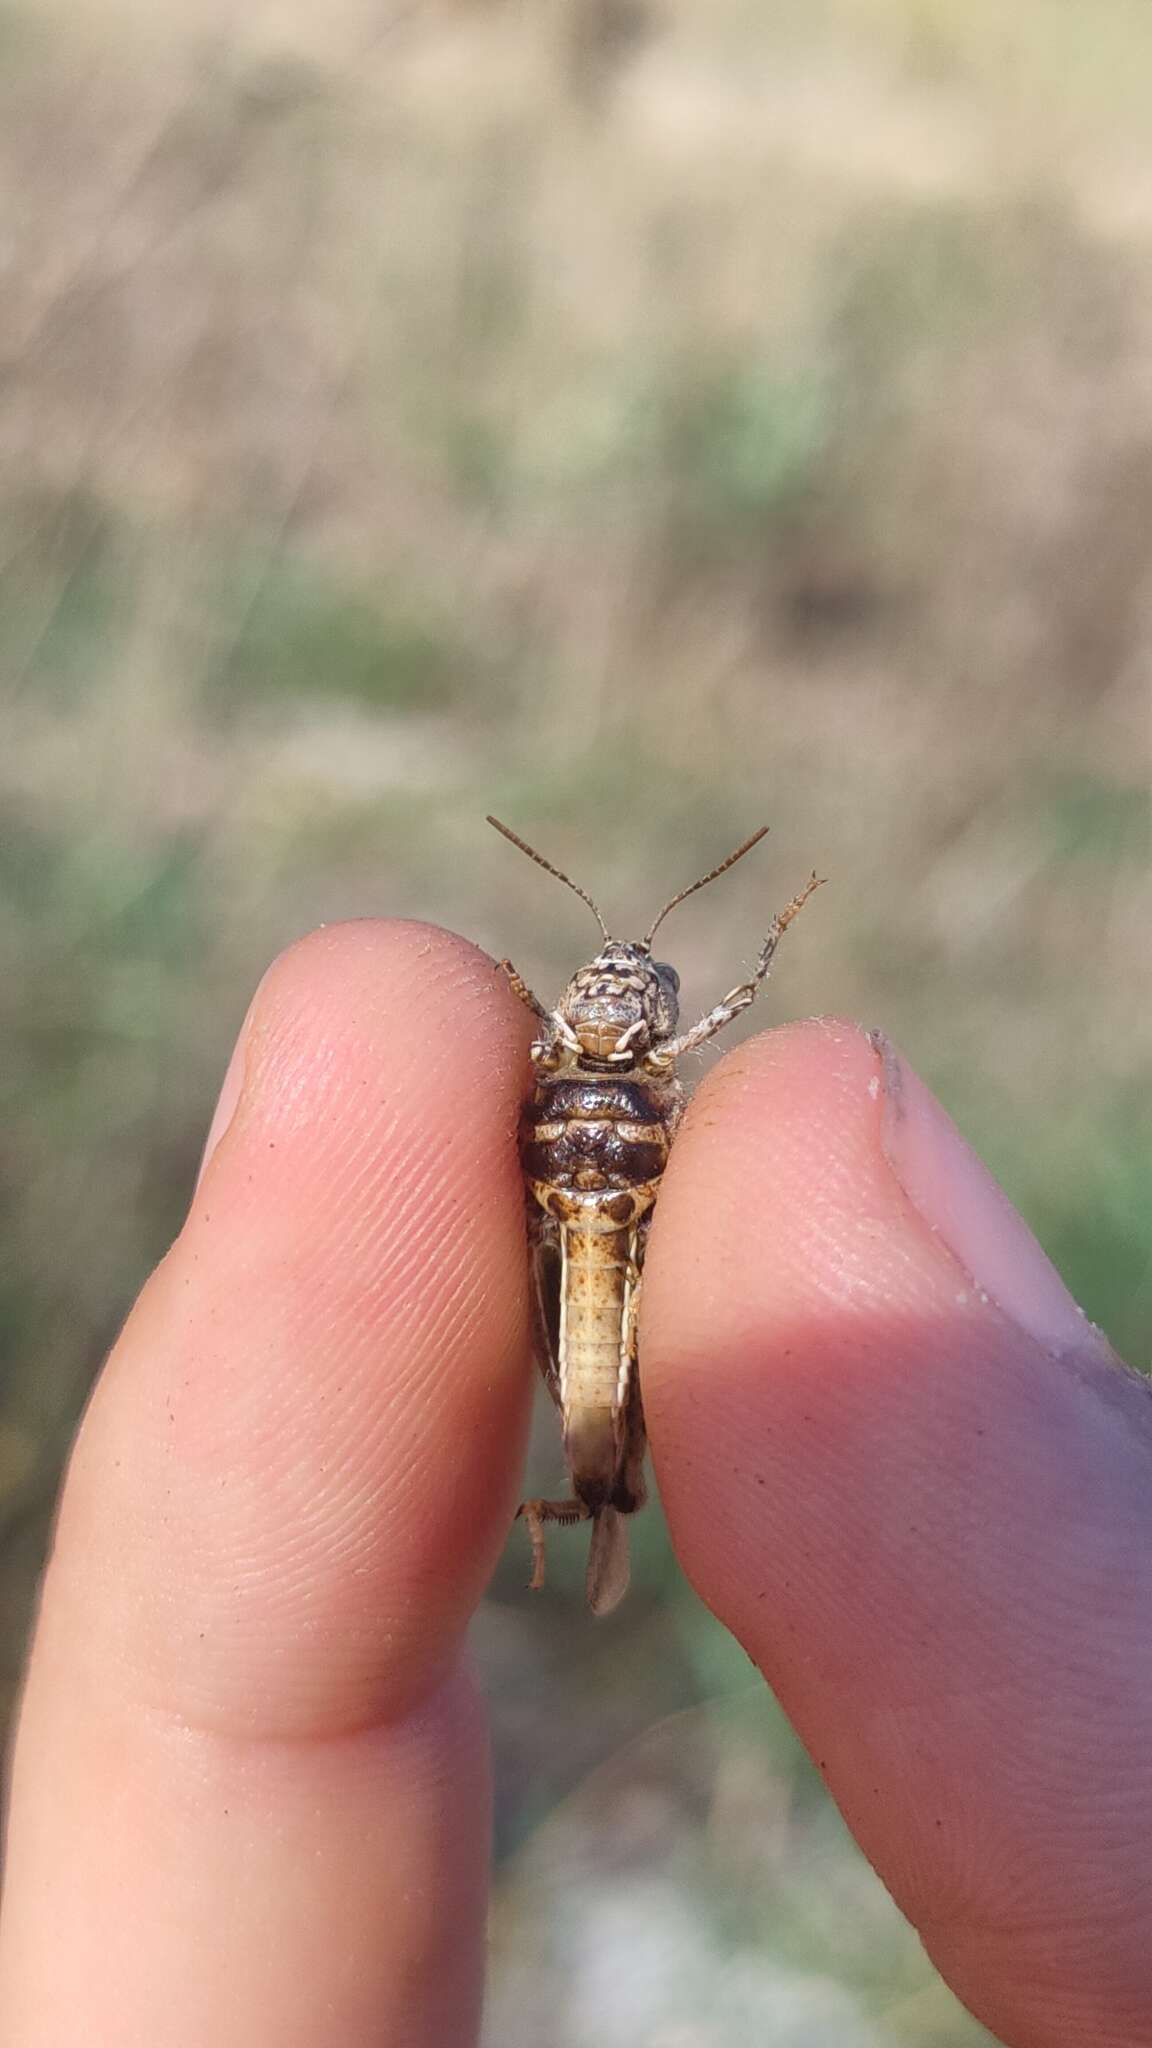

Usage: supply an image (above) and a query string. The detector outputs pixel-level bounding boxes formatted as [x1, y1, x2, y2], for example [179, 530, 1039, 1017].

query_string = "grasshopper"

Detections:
[491, 817, 822, 1615]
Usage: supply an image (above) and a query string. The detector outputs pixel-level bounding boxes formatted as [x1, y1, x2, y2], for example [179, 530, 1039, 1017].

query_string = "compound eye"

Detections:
[653, 962, 680, 993]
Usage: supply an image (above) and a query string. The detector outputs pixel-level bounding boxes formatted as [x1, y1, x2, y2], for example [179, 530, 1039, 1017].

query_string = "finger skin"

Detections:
[0, 922, 534, 2048]
[643, 1021, 1152, 2048]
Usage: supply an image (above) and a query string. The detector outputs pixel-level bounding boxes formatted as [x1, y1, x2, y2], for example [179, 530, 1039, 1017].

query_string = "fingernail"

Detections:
[195, 1017, 252, 1191]
[870, 1030, 1114, 1361]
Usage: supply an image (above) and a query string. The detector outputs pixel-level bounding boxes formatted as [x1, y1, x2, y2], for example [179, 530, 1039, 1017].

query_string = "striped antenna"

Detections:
[642, 826, 770, 947]
[487, 816, 611, 942]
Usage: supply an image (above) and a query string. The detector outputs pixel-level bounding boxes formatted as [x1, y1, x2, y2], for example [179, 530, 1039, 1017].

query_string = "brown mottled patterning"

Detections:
[490, 816, 822, 1614]
[521, 1076, 676, 1610]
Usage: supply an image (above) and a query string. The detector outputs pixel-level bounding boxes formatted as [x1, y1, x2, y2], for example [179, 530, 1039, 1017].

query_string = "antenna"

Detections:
[487, 816, 611, 942]
[642, 825, 770, 948]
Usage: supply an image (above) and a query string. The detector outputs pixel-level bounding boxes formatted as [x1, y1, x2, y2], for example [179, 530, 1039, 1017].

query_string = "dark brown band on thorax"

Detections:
[522, 1072, 674, 1196]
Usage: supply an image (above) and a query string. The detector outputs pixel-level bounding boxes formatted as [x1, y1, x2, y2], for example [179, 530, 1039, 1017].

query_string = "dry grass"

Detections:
[1, 2, 1149, 2037]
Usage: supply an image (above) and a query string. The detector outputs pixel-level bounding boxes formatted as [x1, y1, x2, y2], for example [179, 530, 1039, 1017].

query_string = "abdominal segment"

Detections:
[559, 1222, 639, 1508]
[523, 1069, 677, 1525]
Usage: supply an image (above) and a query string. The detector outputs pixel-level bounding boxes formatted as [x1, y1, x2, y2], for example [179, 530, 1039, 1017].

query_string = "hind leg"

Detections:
[516, 1495, 590, 1591]
[612, 1217, 649, 1515]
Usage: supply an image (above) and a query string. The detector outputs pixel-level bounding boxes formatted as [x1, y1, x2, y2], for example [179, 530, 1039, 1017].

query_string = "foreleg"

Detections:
[649, 871, 824, 1064]
[496, 958, 550, 1022]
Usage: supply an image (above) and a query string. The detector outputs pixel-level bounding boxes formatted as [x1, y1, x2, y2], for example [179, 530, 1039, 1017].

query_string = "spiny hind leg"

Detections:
[517, 1495, 590, 1592]
[519, 1211, 576, 1589]
[616, 1212, 648, 1399]
[616, 1379, 648, 1515]
[528, 1208, 562, 1408]
[614, 1218, 649, 1514]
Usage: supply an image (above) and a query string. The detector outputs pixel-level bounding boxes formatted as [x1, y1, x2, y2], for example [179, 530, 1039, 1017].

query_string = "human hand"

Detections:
[1, 923, 1148, 2047]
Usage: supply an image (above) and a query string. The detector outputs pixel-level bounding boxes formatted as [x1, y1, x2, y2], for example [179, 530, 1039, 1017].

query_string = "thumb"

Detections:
[643, 1021, 1152, 2048]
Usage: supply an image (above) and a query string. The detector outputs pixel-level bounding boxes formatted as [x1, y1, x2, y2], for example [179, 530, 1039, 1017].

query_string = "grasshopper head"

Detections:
[560, 944, 679, 1064]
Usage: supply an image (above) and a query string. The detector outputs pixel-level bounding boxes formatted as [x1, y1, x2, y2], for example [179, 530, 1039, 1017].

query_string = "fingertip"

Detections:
[643, 1016, 898, 1370]
[52, 918, 536, 1736]
[641, 1020, 1152, 2032]
[641, 1013, 1125, 1644]
[203, 917, 528, 1179]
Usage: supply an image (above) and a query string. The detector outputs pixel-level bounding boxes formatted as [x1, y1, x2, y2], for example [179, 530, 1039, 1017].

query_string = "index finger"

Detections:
[0, 921, 533, 2047]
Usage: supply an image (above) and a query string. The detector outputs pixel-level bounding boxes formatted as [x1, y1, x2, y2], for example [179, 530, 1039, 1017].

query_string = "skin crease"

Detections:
[0, 922, 1149, 2046]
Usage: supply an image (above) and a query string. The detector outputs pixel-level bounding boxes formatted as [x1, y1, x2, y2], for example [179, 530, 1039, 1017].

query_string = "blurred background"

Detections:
[1, 0, 1149, 2039]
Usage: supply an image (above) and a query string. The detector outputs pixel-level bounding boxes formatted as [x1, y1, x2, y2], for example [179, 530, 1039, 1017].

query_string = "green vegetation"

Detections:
[206, 553, 469, 711]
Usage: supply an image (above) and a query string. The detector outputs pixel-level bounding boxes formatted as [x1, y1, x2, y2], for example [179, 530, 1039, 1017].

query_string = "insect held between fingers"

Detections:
[490, 815, 824, 1617]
